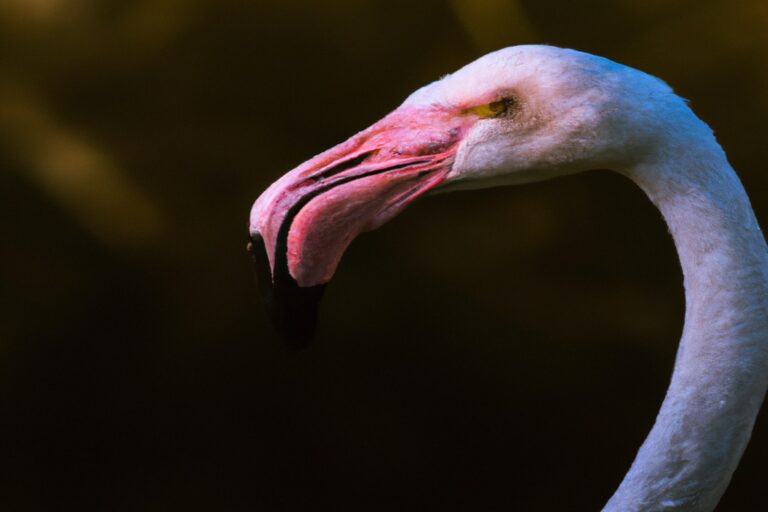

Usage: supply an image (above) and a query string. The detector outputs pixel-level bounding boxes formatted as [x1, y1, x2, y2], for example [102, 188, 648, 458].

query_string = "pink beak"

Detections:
[249, 105, 473, 345]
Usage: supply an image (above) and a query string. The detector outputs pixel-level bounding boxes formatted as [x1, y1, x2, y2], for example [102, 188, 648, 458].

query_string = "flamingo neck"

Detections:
[604, 128, 768, 511]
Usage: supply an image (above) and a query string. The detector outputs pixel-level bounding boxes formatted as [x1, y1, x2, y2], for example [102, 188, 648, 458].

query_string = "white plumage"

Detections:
[250, 46, 768, 511]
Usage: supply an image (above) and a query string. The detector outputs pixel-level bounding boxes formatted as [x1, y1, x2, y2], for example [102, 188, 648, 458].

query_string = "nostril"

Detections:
[313, 150, 376, 181]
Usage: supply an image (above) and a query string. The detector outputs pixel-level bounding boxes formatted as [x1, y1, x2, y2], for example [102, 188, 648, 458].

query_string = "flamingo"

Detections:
[248, 45, 768, 511]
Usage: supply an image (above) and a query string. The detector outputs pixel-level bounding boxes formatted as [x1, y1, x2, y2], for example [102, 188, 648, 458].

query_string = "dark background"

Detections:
[2, 0, 767, 510]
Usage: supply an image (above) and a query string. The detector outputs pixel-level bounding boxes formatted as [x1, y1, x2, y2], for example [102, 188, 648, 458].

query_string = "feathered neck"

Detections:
[605, 119, 768, 511]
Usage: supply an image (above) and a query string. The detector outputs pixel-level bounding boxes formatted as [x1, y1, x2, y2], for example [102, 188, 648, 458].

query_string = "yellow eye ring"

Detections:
[463, 97, 514, 118]
[488, 99, 508, 115]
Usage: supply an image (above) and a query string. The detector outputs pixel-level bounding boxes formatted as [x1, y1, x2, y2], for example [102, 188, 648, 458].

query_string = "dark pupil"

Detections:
[489, 99, 508, 115]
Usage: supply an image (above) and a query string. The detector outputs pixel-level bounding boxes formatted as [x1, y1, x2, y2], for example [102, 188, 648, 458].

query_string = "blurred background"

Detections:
[1, 0, 767, 510]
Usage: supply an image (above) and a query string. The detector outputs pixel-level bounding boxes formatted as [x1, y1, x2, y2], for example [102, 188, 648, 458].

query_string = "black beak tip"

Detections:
[248, 233, 325, 349]
[269, 299, 322, 350]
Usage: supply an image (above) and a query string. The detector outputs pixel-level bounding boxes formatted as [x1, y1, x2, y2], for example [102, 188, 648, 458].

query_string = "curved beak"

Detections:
[249, 105, 472, 346]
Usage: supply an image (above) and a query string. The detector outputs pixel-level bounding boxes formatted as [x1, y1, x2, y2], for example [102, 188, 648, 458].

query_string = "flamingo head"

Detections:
[248, 45, 681, 346]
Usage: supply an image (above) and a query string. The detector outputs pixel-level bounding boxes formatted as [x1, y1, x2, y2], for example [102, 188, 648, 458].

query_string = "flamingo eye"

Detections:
[488, 98, 510, 115]
[464, 97, 514, 118]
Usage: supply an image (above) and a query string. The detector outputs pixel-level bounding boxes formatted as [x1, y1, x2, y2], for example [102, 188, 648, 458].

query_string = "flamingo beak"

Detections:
[249, 106, 472, 346]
